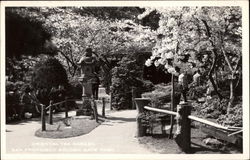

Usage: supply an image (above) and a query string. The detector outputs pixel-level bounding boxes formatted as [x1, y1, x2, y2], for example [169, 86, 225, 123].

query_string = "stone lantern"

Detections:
[77, 48, 97, 116]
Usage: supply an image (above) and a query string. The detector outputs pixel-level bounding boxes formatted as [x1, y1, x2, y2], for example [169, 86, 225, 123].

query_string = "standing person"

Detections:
[28, 87, 40, 117]
[6, 91, 17, 120]
[178, 70, 189, 102]
[58, 85, 66, 102]
[92, 73, 100, 100]
[49, 87, 57, 102]
[48, 86, 59, 112]
[37, 87, 50, 106]
[206, 81, 213, 99]
[58, 85, 66, 110]
[20, 86, 33, 119]
[193, 69, 201, 86]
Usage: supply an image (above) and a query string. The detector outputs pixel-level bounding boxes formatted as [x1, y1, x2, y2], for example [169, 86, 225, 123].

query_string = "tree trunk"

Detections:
[209, 50, 223, 100]
[227, 75, 235, 115]
[169, 74, 175, 139]
[221, 48, 241, 115]
[201, 20, 223, 100]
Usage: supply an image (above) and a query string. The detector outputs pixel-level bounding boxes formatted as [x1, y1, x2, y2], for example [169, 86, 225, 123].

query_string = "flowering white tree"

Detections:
[143, 6, 242, 114]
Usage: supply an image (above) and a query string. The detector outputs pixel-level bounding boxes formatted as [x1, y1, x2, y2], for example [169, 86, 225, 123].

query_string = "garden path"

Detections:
[5, 109, 153, 154]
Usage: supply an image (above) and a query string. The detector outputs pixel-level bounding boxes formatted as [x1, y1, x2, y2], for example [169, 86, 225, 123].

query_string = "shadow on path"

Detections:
[7, 110, 77, 126]
[6, 117, 41, 125]
[106, 116, 136, 122]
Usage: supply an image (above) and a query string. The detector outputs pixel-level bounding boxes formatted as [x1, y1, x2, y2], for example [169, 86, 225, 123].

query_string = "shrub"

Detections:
[31, 57, 68, 89]
[31, 57, 68, 106]
[142, 83, 181, 109]
[6, 90, 21, 121]
[68, 77, 82, 99]
[111, 57, 152, 110]
[6, 80, 25, 92]
[6, 80, 26, 121]
[187, 84, 207, 100]
[195, 97, 228, 119]
[193, 96, 242, 127]
[217, 103, 242, 127]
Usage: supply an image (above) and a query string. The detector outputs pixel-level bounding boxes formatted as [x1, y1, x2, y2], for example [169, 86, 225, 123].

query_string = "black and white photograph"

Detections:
[1, 1, 249, 160]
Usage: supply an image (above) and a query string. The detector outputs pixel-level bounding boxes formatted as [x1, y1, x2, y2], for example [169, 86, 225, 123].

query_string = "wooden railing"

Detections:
[134, 99, 242, 153]
[41, 97, 72, 131]
[144, 106, 239, 132]
[41, 97, 109, 131]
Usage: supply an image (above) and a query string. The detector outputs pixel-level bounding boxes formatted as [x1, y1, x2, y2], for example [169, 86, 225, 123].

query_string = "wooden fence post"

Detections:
[65, 97, 68, 118]
[174, 102, 191, 153]
[49, 101, 53, 125]
[132, 87, 135, 109]
[110, 92, 113, 110]
[92, 99, 98, 122]
[41, 104, 46, 131]
[102, 97, 106, 117]
[134, 98, 151, 137]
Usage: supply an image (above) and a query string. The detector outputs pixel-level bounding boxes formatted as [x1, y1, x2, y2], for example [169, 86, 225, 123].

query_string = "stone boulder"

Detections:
[203, 137, 223, 148]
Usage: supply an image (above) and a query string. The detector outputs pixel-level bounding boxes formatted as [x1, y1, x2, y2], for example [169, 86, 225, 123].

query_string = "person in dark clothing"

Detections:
[193, 70, 201, 86]
[58, 85, 66, 102]
[92, 73, 100, 100]
[20, 86, 33, 119]
[57, 85, 66, 111]
[48, 87, 57, 102]
[48, 86, 59, 112]
[6, 91, 18, 120]
[36, 88, 50, 106]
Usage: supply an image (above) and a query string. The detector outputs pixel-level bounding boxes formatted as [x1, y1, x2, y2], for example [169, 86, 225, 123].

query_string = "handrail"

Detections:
[144, 106, 178, 116]
[45, 99, 82, 110]
[188, 115, 238, 131]
[228, 130, 243, 137]
[143, 106, 241, 132]
[45, 100, 66, 109]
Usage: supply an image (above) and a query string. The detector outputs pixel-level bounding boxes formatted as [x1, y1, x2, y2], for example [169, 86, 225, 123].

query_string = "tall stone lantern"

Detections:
[77, 48, 97, 116]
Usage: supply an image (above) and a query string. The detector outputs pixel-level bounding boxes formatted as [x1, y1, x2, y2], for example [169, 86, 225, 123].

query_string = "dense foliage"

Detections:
[31, 57, 68, 89]
[6, 9, 55, 59]
[111, 57, 154, 110]
[217, 103, 242, 127]
[142, 83, 181, 109]
[187, 84, 207, 100]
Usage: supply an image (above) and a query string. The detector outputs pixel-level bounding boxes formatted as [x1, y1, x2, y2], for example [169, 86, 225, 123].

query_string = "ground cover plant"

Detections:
[35, 117, 102, 139]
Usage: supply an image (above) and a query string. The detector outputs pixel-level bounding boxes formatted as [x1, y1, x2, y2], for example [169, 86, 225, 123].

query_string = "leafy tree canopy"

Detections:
[8, 7, 157, 77]
[5, 8, 56, 59]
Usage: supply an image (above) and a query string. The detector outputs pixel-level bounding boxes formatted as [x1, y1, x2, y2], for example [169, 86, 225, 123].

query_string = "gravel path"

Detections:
[6, 109, 153, 154]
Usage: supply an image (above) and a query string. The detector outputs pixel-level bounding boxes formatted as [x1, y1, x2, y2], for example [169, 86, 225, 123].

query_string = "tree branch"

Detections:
[221, 46, 233, 72]
[209, 49, 223, 100]
[234, 72, 241, 90]
[202, 20, 211, 37]
[201, 19, 223, 99]
[59, 51, 77, 68]
[234, 50, 242, 72]
[59, 51, 78, 77]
